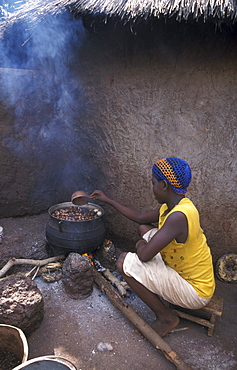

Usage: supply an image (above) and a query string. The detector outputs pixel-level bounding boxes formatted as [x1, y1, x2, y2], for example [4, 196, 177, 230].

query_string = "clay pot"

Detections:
[71, 190, 90, 205]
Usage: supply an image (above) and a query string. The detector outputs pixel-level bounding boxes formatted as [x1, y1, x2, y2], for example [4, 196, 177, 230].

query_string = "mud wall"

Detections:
[0, 17, 236, 261]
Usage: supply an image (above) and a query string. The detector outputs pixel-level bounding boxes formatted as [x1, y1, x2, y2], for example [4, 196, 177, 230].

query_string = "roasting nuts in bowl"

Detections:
[71, 190, 90, 205]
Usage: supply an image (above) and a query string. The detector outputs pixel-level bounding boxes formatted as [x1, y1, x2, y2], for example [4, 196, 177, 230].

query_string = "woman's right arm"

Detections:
[90, 190, 159, 224]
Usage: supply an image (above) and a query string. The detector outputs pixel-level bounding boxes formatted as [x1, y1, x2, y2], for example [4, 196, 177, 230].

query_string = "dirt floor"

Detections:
[0, 213, 236, 370]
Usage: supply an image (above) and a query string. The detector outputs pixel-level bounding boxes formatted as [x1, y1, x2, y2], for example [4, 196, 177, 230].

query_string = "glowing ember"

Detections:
[82, 253, 94, 265]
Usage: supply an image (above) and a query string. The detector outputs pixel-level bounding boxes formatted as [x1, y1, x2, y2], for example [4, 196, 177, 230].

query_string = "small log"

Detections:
[0, 255, 65, 278]
[93, 267, 191, 370]
[103, 269, 130, 297]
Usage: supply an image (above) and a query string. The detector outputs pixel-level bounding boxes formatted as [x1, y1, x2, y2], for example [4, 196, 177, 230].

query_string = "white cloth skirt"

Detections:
[123, 228, 211, 309]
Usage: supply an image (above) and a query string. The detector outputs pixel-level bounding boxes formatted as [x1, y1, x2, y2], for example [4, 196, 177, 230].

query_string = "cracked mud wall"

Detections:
[0, 19, 236, 261]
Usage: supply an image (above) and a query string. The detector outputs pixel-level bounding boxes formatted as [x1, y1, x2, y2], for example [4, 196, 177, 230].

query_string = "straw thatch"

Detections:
[70, 0, 237, 21]
[0, 0, 237, 34]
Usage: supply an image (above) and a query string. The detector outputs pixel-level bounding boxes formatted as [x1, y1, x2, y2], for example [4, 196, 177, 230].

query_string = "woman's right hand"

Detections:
[90, 190, 110, 203]
[91, 191, 159, 226]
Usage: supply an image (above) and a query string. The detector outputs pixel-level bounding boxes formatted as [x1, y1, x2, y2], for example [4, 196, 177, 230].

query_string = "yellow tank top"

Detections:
[159, 198, 215, 298]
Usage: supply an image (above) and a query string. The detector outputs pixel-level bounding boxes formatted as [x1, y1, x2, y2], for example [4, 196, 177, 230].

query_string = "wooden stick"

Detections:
[0, 255, 65, 278]
[25, 265, 38, 277]
[93, 267, 191, 370]
[32, 265, 40, 280]
[103, 269, 130, 297]
[171, 309, 213, 328]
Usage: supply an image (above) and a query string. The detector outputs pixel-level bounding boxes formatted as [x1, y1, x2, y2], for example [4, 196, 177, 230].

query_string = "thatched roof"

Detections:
[0, 0, 237, 34]
[71, 0, 237, 21]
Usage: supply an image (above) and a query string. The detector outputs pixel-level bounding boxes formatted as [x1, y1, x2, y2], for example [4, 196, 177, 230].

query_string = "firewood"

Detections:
[103, 269, 130, 297]
[93, 267, 191, 370]
[0, 255, 65, 278]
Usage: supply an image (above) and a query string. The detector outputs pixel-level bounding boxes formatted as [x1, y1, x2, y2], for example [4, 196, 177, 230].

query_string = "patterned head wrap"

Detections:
[152, 157, 192, 194]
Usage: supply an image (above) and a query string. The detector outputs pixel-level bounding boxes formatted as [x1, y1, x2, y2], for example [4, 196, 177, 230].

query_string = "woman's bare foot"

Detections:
[151, 315, 180, 337]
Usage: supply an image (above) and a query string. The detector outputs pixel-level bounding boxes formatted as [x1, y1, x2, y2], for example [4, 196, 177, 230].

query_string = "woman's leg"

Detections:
[116, 253, 179, 337]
